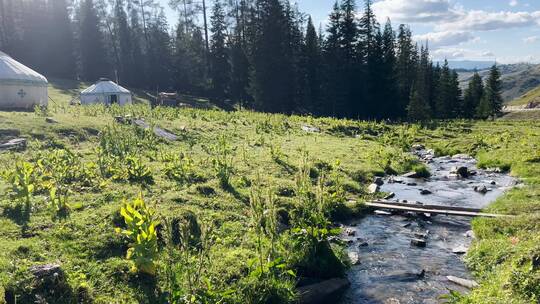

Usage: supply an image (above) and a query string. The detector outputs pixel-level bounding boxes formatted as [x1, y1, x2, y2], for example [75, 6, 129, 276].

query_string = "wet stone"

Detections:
[420, 189, 432, 195]
[411, 238, 427, 247]
[374, 177, 384, 186]
[368, 183, 380, 194]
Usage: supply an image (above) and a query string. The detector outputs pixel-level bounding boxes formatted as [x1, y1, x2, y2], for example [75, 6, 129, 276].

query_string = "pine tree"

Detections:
[209, 0, 230, 100]
[463, 72, 484, 118]
[251, 0, 292, 113]
[80, 0, 109, 81]
[380, 19, 399, 119]
[396, 25, 416, 118]
[408, 84, 431, 121]
[114, 0, 134, 85]
[46, 0, 76, 78]
[304, 16, 322, 114]
[322, 1, 344, 117]
[340, 0, 360, 118]
[477, 65, 503, 119]
[435, 60, 451, 118]
[361, 0, 383, 119]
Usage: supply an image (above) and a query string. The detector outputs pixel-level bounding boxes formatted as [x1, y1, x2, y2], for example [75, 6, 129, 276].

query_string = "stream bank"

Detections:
[339, 149, 516, 304]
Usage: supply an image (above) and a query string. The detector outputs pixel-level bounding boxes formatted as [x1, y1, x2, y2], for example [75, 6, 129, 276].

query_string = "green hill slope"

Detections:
[508, 84, 540, 106]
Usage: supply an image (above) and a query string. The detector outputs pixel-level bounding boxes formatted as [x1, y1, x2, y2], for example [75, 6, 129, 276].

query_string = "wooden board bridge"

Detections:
[365, 200, 510, 218]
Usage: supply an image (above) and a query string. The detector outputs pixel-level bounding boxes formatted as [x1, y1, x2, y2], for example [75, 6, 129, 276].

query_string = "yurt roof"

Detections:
[0, 51, 48, 86]
[81, 79, 131, 95]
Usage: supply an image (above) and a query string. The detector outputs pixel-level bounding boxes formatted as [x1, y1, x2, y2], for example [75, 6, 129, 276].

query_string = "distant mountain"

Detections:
[437, 60, 496, 71]
[458, 63, 540, 102]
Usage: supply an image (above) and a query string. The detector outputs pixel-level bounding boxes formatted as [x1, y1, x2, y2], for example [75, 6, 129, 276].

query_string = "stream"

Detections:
[339, 149, 516, 304]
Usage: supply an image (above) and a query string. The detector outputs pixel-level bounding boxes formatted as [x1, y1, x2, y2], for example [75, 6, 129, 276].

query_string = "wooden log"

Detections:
[364, 202, 508, 218]
[372, 200, 484, 213]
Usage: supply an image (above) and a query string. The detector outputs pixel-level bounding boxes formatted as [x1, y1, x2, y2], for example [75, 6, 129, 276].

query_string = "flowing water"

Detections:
[339, 150, 516, 304]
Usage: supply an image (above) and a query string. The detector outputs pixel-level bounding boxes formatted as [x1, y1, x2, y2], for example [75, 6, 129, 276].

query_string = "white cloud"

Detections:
[431, 48, 497, 60]
[372, 0, 459, 23]
[414, 31, 475, 47]
[373, 0, 540, 32]
[436, 10, 540, 32]
[509, 0, 519, 7]
[523, 36, 539, 43]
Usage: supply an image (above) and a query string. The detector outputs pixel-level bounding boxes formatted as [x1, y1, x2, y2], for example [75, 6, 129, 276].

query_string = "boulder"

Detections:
[384, 192, 396, 199]
[406, 182, 417, 186]
[298, 278, 351, 304]
[403, 171, 421, 178]
[0, 138, 27, 151]
[446, 276, 478, 289]
[412, 144, 425, 151]
[420, 189, 432, 195]
[411, 238, 427, 247]
[450, 166, 470, 178]
[489, 180, 497, 185]
[452, 245, 468, 254]
[345, 228, 356, 236]
[368, 183, 380, 194]
[301, 125, 320, 133]
[374, 177, 384, 186]
[348, 251, 360, 265]
[464, 230, 475, 238]
[474, 185, 488, 194]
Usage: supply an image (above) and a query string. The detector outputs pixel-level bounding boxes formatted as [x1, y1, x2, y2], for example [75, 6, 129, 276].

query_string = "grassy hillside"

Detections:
[508, 84, 540, 106]
[459, 63, 540, 102]
[0, 82, 539, 303]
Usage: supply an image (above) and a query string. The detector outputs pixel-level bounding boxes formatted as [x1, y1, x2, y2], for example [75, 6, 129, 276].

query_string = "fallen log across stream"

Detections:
[364, 200, 511, 218]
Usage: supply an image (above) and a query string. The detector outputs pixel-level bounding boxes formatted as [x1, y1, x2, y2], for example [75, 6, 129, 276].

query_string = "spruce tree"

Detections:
[435, 60, 451, 118]
[396, 25, 416, 118]
[304, 16, 322, 114]
[46, 0, 76, 78]
[408, 84, 431, 121]
[251, 0, 292, 113]
[322, 1, 344, 117]
[209, 0, 230, 100]
[340, 0, 360, 118]
[381, 19, 399, 119]
[114, 0, 134, 85]
[80, 0, 109, 81]
[477, 65, 503, 119]
[463, 72, 483, 118]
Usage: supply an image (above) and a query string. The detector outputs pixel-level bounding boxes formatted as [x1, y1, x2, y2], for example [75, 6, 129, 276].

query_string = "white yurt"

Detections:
[0, 51, 48, 109]
[80, 78, 132, 106]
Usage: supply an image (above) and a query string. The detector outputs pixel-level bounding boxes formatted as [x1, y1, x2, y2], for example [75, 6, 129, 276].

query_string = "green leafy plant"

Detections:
[164, 154, 202, 186]
[126, 156, 154, 184]
[48, 186, 71, 220]
[2, 161, 37, 210]
[116, 194, 159, 275]
[209, 136, 234, 188]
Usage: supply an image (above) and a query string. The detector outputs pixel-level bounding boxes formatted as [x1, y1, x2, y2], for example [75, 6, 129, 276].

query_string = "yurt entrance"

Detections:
[110, 94, 118, 104]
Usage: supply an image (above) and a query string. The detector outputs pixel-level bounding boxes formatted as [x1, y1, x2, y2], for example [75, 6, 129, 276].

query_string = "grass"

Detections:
[509, 84, 540, 106]
[0, 79, 539, 303]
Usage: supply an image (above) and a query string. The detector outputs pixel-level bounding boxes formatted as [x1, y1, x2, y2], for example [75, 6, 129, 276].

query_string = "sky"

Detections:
[162, 0, 540, 64]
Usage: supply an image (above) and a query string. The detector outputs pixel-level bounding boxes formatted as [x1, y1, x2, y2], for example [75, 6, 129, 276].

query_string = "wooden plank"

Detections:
[365, 202, 508, 218]
[133, 119, 179, 141]
[372, 200, 484, 213]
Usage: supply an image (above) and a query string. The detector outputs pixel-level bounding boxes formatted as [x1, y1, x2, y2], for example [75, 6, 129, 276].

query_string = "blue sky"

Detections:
[163, 0, 540, 63]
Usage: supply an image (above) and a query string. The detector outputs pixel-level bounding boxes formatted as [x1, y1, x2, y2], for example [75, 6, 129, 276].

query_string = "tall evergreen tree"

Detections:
[251, 0, 292, 113]
[322, 1, 344, 117]
[434, 60, 452, 118]
[80, 0, 109, 81]
[114, 0, 134, 85]
[463, 72, 484, 118]
[45, 0, 76, 78]
[396, 25, 416, 117]
[339, 0, 360, 118]
[304, 16, 322, 114]
[380, 19, 399, 119]
[477, 65, 503, 119]
[408, 84, 431, 121]
[209, 0, 230, 99]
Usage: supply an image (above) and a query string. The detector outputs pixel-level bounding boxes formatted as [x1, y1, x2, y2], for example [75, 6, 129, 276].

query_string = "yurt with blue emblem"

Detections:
[0, 51, 48, 109]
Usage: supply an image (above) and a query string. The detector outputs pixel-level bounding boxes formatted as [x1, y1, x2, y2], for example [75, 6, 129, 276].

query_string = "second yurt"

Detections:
[80, 78, 132, 106]
[0, 51, 48, 110]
